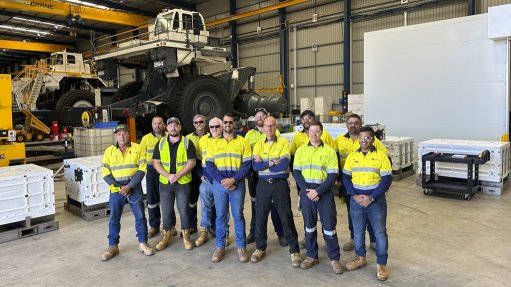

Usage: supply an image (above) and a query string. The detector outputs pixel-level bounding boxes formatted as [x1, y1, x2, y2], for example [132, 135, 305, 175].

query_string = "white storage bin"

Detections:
[383, 136, 414, 171]
[0, 164, 55, 225]
[418, 139, 510, 183]
[64, 155, 148, 206]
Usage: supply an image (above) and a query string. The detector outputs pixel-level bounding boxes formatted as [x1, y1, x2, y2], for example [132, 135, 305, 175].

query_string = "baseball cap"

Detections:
[300, 110, 315, 118]
[167, 117, 181, 125]
[113, 124, 129, 134]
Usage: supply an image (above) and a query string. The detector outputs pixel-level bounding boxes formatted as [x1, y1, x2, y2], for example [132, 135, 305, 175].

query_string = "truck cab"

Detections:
[48, 52, 91, 74]
[150, 9, 209, 46]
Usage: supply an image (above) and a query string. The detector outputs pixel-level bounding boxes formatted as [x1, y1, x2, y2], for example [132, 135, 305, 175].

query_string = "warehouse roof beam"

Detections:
[0, 9, 115, 35]
[158, 0, 196, 11]
[0, 0, 150, 26]
[0, 39, 71, 52]
[66, 0, 156, 17]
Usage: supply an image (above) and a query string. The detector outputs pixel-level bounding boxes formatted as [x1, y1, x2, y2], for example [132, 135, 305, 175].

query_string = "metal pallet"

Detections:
[0, 215, 59, 244]
[392, 165, 415, 181]
[64, 196, 133, 221]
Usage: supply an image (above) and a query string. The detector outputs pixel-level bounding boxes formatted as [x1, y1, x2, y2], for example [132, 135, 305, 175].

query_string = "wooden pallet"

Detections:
[0, 215, 59, 244]
[64, 196, 133, 222]
[392, 165, 415, 181]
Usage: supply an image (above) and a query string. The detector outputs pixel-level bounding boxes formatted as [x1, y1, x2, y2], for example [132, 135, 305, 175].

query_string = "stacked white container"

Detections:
[64, 155, 148, 207]
[348, 94, 364, 116]
[73, 128, 116, 158]
[0, 164, 55, 225]
[383, 136, 415, 171]
[418, 139, 510, 195]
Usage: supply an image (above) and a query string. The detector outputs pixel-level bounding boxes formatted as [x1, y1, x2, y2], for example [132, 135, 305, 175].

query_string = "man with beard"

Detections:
[335, 113, 387, 252]
[343, 126, 392, 281]
[206, 113, 251, 263]
[152, 117, 197, 251]
[244, 108, 285, 246]
[140, 116, 172, 238]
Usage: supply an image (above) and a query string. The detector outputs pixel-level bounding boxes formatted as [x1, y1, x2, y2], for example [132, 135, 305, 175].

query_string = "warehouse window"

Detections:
[173, 13, 180, 30]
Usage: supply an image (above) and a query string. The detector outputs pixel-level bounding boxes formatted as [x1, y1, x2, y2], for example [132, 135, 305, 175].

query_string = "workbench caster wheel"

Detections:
[423, 189, 431, 195]
[462, 194, 471, 201]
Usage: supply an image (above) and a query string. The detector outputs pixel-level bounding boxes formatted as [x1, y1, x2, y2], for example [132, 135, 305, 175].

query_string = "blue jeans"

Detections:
[213, 180, 246, 249]
[350, 195, 389, 265]
[160, 183, 190, 231]
[108, 189, 147, 246]
[341, 185, 376, 242]
[199, 180, 215, 230]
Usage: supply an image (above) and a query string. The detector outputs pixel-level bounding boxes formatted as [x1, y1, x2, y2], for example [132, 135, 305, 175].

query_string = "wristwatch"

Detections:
[269, 160, 274, 167]
[369, 196, 374, 202]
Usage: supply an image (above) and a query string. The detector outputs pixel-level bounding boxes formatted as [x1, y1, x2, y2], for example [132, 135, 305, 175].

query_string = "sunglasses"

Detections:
[194, 120, 204, 124]
[358, 136, 373, 141]
[223, 121, 234, 124]
[209, 125, 221, 129]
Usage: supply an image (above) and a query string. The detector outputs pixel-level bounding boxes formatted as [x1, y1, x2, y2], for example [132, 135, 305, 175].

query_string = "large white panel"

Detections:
[364, 14, 509, 143]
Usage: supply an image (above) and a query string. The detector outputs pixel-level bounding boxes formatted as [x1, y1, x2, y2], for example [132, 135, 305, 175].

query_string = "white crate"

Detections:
[0, 164, 55, 225]
[479, 179, 509, 196]
[64, 156, 110, 206]
[383, 136, 414, 171]
[73, 128, 116, 158]
[418, 139, 510, 183]
[64, 155, 147, 206]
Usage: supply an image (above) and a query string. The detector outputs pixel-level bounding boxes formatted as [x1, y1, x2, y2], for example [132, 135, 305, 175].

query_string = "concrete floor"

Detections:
[1, 174, 511, 287]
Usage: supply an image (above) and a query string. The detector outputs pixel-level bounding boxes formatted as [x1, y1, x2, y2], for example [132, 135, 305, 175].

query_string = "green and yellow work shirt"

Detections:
[102, 142, 147, 193]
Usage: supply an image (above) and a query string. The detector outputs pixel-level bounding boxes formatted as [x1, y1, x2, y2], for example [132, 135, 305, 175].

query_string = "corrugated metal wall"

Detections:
[197, 0, 511, 113]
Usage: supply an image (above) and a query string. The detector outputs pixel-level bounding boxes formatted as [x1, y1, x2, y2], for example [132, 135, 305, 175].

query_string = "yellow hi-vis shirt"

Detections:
[158, 136, 192, 184]
[186, 132, 208, 160]
[205, 134, 252, 182]
[342, 146, 392, 194]
[293, 141, 338, 185]
[335, 133, 388, 168]
[102, 142, 147, 193]
[245, 128, 280, 149]
[140, 131, 167, 165]
[291, 130, 335, 155]
[252, 136, 290, 179]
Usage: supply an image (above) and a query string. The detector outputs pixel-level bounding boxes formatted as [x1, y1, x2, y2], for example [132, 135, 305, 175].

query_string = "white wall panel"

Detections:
[364, 14, 508, 143]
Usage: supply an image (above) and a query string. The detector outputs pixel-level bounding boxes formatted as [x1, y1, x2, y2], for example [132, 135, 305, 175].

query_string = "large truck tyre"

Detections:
[55, 90, 95, 111]
[112, 81, 143, 103]
[171, 76, 231, 132]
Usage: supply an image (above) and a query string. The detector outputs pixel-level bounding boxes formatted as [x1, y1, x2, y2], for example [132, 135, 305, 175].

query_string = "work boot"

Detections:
[290, 253, 302, 268]
[180, 227, 198, 237]
[182, 229, 194, 250]
[346, 256, 367, 271]
[343, 239, 355, 251]
[250, 249, 266, 263]
[155, 230, 173, 251]
[101, 245, 119, 261]
[300, 257, 319, 270]
[331, 260, 344, 274]
[246, 233, 255, 244]
[148, 227, 160, 238]
[212, 248, 225, 263]
[139, 242, 155, 256]
[169, 226, 178, 237]
[377, 264, 389, 281]
[370, 242, 376, 251]
[238, 248, 249, 263]
[195, 227, 209, 247]
[278, 236, 288, 247]
[299, 238, 306, 249]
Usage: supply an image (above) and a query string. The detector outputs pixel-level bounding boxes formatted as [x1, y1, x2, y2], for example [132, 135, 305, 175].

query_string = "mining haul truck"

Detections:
[92, 8, 287, 132]
[11, 51, 106, 111]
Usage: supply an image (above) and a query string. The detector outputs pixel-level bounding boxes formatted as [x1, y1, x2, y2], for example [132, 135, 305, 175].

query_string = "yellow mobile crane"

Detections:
[0, 75, 25, 167]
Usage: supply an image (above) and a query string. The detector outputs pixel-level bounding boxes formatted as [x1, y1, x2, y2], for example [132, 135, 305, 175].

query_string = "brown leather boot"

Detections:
[182, 229, 194, 250]
[101, 245, 119, 261]
[155, 230, 173, 251]
[195, 227, 209, 247]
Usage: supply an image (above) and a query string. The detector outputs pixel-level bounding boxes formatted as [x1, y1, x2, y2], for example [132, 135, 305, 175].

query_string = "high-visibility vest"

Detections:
[102, 143, 146, 192]
[140, 132, 167, 164]
[158, 136, 192, 184]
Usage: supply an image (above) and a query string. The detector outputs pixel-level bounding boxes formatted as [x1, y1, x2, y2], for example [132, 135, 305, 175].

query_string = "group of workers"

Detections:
[100, 109, 392, 281]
